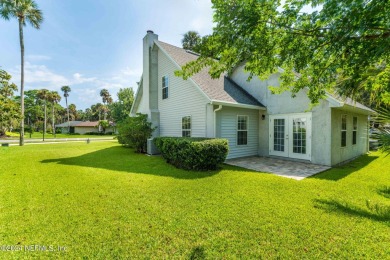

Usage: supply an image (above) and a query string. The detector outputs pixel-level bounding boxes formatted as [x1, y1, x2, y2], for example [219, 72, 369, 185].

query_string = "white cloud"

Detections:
[74, 88, 101, 104]
[9, 62, 69, 88]
[73, 73, 97, 84]
[121, 67, 142, 76]
[26, 55, 52, 62]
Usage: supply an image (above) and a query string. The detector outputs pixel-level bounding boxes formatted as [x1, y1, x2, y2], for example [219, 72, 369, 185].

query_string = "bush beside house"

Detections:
[117, 113, 156, 153]
[154, 137, 229, 171]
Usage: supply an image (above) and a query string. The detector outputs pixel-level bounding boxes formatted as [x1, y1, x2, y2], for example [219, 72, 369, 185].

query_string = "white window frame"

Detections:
[341, 114, 347, 147]
[352, 116, 358, 145]
[237, 115, 248, 146]
[162, 76, 169, 100]
[182, 116, 191, 137]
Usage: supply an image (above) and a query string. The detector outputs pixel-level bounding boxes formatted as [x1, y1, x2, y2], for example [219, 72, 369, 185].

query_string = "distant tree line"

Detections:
[0, 68, 134, 136]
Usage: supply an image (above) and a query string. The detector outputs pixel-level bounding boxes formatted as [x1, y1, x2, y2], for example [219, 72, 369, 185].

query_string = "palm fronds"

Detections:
[373, 108, 390, 154]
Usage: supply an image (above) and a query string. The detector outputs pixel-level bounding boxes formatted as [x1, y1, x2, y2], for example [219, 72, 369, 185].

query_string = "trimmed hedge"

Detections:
[154, 137, 229, 171]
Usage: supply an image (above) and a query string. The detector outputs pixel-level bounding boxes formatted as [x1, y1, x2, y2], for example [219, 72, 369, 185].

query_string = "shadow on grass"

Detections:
[189, 246, 206, 260]
[314, 199, 390, 224]
[40, 146, 220, 179]
[309, 154, 379, 181]
[378, 186, 390, 199]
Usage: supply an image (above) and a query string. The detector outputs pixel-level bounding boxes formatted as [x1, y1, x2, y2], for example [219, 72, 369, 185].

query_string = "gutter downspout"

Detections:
[213, 105, 222, 137]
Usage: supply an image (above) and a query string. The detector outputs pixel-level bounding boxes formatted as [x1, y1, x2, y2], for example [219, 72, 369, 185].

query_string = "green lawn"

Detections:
[0, 142, 389, 259]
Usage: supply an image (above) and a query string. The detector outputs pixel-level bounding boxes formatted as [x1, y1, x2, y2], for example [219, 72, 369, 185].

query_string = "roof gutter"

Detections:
[211, 100, 266, 110]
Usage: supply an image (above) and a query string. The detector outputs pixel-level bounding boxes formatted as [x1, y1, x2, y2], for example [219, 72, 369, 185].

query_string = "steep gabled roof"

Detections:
[156, 41, 265, 108]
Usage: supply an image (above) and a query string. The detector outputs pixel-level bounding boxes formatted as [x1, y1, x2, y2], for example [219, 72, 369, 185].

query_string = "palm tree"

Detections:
[100, 89, 112, 120]
[68, 104, 77, 121]
[37, 89, 49, 141]
[0, 0, 43, 146]
[374, 108, 390, 154]
[48, 91, 61, 137]
[61, 85, 71, 133]
[182, 31, 201, 52]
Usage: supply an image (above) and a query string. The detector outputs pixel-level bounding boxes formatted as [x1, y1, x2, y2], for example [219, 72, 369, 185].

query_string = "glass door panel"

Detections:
[274, 119, 285, 152]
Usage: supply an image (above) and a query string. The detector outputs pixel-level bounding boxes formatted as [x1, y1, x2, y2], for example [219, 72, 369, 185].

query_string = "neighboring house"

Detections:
[56, 121, 83, 134]
[56, 121, 115, 134]
[131, 31, 374, 166]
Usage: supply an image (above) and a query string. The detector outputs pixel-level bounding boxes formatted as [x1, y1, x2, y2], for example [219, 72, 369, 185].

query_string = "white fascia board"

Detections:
[154, 40, 212, 102]
[211, 100, 266, 110]
[325, 93, 343, 107]
[340, 104, 376, 115]
[130, 75, 143, 115]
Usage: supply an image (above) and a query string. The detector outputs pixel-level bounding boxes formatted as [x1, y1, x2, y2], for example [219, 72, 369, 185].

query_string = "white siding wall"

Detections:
[231, 65, 333, 165]
[231, 64, 273, 107]
[74, 127, 115, 134]
[157, 50, 210, 137]
[74, 127, 99, 134]
[331, 109, 368, 165]
[217, 107, 259, 159]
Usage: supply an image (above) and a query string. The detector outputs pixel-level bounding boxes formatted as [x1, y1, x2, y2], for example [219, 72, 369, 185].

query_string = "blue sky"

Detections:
[0, 0, 213, 110]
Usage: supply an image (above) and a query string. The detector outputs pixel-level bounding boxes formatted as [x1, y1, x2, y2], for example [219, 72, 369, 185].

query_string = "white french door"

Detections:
[269, 113, 312, 160]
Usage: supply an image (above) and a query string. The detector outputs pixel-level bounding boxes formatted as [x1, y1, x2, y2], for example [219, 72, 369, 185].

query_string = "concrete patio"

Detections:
[226, 156, 331, 180]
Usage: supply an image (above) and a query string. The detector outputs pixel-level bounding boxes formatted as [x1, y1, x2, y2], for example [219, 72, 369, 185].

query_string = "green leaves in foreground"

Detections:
[177, 0, 390, 106]
[373, 108, 390, 153]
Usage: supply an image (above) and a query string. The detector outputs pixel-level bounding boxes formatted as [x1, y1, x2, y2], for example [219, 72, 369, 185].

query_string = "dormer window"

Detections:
[162, 76, 169, 99]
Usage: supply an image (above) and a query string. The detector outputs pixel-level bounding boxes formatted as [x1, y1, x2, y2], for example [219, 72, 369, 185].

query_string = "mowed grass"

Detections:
[0, 142, 389, 259]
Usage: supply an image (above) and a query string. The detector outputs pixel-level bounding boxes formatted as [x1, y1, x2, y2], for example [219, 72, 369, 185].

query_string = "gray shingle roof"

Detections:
[327, 93, 375, 113]
[55, 121, 83, 127]
[156, 41, 265, 108]
[341, 97, 374, 112]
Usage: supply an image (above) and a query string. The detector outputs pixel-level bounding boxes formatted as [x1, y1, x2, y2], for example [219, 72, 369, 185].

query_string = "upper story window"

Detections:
[162, 76, 169, 99]
[352, 116, 358, 145]
[182, 116, 191, 137]
[237, 115, 248, 145]
[341, 115, 347, 147]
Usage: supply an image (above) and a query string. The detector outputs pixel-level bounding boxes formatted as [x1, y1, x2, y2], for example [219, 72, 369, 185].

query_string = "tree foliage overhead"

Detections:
[177, 0, 390, 106]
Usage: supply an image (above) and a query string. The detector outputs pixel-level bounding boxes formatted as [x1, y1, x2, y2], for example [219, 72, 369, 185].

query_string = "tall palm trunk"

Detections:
[19, 19, 25, 146]
[66, 97, 70, 133]
[103, 102, 107, 120]
[52, 104, 55, 137]
[43, 100, 46, 141]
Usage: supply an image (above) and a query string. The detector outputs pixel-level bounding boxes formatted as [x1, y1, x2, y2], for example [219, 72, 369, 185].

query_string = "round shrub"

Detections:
[154, 137, 229, 171]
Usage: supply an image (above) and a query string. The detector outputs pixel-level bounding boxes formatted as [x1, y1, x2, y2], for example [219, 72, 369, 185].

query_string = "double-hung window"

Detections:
[182, 116, 191, 137]
[352, 116, 357, 145]
[237, 115, 248, 145]
[162, 76, 169, 99]
[341, 115, 347, 147]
